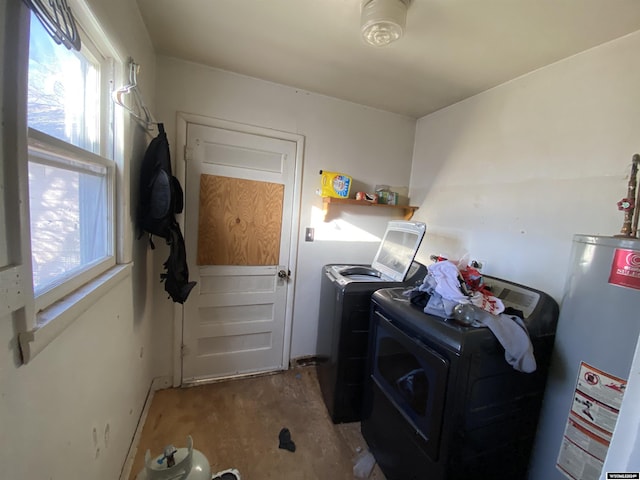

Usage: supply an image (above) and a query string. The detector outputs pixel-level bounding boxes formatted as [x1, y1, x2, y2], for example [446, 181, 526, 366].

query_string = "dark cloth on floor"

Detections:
[278, 427, 296, 452]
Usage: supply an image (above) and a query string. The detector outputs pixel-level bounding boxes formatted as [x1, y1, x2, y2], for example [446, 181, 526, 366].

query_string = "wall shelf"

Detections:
[322, 197, 418, 221]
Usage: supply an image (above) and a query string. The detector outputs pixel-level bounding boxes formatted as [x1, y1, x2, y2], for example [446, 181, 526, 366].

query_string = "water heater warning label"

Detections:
[556, 362, 627, 480]
[608, 248, 640, 290]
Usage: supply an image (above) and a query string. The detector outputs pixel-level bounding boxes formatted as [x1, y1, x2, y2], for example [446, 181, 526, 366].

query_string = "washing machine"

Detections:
[316, 221, 427, 423]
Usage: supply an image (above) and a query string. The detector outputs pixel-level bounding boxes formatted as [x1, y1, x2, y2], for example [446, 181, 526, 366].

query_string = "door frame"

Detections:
[172, 112, 305, 387]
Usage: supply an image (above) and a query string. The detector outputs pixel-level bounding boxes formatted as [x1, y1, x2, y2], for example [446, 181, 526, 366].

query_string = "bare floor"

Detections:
[129, 366, 386, 479]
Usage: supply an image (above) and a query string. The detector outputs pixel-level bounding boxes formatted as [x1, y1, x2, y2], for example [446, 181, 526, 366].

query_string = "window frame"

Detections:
[5, 0, 134, 363]
[26, 8, 118, 313]
[28, 128, 116, 313]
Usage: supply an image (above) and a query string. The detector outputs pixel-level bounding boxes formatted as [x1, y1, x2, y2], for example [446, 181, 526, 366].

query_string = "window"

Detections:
[27, 11, 116, 310]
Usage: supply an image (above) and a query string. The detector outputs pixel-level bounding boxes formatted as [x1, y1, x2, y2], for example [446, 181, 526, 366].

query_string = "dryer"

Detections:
[362, 280, 559, 480]
[316, 221, 427, 423]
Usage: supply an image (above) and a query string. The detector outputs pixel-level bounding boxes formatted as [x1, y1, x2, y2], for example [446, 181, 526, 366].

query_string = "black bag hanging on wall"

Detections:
[137, 123, 196, 304]
[137, 123, 183, 242]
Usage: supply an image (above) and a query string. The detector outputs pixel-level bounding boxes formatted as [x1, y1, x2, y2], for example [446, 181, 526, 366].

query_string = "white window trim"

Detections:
[65, 0, 131, 265]
[9, 0, 135, 364]
[28, 128, 117, 313]
[19, 263, 132, 362]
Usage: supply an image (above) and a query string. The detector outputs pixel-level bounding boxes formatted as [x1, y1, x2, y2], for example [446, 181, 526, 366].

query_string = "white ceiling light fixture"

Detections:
[361, 0, 408, 47]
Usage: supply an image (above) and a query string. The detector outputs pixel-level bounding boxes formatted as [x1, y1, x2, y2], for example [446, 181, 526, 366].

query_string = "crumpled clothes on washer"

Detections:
[411, 260, 504, 317]
[409, 261, 535, 372]
[467, 305, 537, 373]
[416, 273, 462, 317]
[469, 290, 504, 315]
[415, 261, 468, 317]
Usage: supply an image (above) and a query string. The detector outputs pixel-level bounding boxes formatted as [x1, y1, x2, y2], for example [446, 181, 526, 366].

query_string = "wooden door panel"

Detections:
[201, 140, 284, 173]
[187, 265, 282, 379]
[197, 174, 284, 266]
[198, 266, 277, 294]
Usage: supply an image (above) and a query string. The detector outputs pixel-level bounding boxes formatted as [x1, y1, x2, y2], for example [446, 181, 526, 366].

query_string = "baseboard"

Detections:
[151, 375, 173, 391]
[119, 375, 173, 480]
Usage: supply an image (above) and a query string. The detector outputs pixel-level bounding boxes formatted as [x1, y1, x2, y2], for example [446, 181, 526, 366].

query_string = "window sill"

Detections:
[18, 263, 133, 364]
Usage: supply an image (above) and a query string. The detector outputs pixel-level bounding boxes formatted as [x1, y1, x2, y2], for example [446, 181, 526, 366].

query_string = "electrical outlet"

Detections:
[470, 259, 485, 271]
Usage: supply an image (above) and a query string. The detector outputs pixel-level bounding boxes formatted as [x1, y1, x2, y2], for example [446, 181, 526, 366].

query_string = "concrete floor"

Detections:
[129, 366, 386, 479]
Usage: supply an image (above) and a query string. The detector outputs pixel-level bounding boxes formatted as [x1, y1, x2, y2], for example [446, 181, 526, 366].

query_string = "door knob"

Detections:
[278, 269, 290, 279]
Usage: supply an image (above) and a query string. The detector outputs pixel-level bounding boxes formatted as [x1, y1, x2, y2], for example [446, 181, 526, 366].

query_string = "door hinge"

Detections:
[181, 344, 187, 357]
[184, 145, 192, 162]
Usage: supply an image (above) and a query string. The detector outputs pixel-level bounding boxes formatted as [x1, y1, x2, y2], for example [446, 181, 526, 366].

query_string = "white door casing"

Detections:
[175, 114, 303, 385]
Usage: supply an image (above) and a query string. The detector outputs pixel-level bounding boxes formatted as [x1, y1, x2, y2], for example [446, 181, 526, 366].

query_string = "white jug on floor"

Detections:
[136, 435, 211, 480]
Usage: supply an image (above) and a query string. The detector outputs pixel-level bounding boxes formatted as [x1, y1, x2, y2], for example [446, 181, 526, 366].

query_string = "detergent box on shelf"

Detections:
[317, 170, 352, 198]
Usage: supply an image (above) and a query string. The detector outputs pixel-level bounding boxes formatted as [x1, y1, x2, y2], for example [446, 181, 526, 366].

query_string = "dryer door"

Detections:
[370, 310, 449, 461]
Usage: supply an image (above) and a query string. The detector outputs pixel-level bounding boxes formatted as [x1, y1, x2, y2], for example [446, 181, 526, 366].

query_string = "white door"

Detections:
[182, 122, 299, 383]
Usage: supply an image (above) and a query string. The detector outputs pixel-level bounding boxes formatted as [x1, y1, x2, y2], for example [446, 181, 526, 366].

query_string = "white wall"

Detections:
[410, 32, 640, 301]
[0, 1, 164, 478]
[153, 56, 417, 361]
[409, 30, 640, 479]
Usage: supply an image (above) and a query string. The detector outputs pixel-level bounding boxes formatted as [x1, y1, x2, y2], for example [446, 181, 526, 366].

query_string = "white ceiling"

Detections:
[136, 0, 640, 119]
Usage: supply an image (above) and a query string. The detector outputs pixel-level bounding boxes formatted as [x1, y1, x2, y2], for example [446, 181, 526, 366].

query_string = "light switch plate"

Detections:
[305, 227, 314, 242]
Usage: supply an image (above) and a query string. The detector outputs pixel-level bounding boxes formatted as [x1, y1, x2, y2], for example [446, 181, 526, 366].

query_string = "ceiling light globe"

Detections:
[362, 21, 403, 47]
[361, 0, 407, 47]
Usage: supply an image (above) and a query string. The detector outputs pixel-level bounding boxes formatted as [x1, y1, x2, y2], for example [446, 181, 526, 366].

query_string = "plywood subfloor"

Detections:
[129, 366, 386, 479]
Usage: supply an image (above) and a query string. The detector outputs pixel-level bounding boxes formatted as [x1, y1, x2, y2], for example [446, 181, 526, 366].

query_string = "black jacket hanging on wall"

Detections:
[137, 123, 196, 303]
